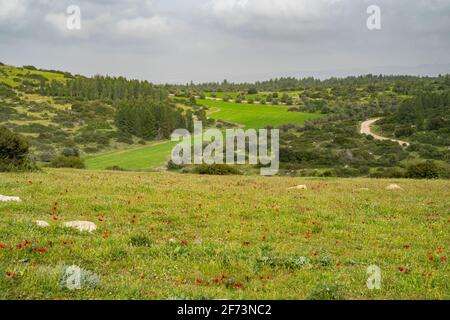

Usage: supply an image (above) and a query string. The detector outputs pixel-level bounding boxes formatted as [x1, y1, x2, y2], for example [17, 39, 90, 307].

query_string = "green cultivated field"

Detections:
[85, 141, 178, 171]
[85, 99, 319, 170]
[0, 169, 449, 299]
[198, 99, 320, 129]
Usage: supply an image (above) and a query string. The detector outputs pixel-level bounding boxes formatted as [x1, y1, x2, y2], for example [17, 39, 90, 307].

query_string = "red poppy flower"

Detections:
[39, 247, 46, 253]
[12, 274, 17, 279]
[398, 267, 404, 272]
[441, 256, 448, 261]
[140, 275, 145, 280]
[181, 240, 188, 246]
[196, 279, 203, 284]
[25, 240, 31, 245]
[17, 243, 23, 249]
[437, 248, 444, 254]
[336, 262, 342, 267]
[235, 283, 243, 288]
[5, 271, 11, 277]
[213, 278, 219, 284]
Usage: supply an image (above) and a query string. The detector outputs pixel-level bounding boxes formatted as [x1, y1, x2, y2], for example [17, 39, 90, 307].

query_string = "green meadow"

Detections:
[199, 99, 320, 129]
[0, 169, 449, 299]
[85, 99, 319, 170]
[85, 141, 178, 171]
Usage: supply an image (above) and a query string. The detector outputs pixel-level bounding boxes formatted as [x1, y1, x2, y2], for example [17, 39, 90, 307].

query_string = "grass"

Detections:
[85, 141, 178, 171]
[86, 99, 319, 170]
[0, 169, 449, 299]
[198, 99, 320, 129]
[0, 65, 66, 87]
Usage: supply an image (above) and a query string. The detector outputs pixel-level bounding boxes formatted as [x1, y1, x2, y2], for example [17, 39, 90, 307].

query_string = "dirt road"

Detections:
[360, 118, 410, 146]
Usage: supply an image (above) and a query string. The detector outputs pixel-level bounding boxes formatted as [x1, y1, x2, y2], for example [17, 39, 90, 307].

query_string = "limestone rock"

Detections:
[63, 221, 97, 232]
[36, 220, 50, 228]
[0, 195, 21, 202]
[288, 185, 308, 190]
[386, 184, 403, 191]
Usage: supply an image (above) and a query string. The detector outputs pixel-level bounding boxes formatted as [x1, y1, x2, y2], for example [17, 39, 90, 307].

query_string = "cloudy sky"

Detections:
[1, 0, 449, 83]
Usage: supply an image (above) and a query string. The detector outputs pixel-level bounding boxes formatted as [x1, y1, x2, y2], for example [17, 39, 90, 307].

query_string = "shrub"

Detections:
[50, 156, 85, 169]
[406, 161, 441, 179]
[307, 283, 345, 300]
[167, 160, 184, 171]
[0, 126, 34, 172]
[193, 164, 242, 176]
[129, 235, 152, 247]
[62, 147, 80, 157]
[105, 166, 128, 171]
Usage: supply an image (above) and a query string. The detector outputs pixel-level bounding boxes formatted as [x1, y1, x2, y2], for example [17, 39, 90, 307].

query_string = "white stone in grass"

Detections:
[36, 220, 50, 228]
[386, 184, 403, 191]
[0, 195, 21, 202]
[288, 185, 308, 190]
[63, 221, 97, 232]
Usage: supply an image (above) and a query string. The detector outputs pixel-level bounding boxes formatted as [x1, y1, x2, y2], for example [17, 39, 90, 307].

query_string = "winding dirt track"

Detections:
[360, 118, 410, 146]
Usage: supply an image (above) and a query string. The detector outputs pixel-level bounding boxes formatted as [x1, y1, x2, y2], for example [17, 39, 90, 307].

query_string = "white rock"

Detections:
[386, 184, 403, 191]
[36, 220, 50, 228]
[288, 185, 308, 190]
[63, 221, 97, 232]
[0, 195, 21, 202]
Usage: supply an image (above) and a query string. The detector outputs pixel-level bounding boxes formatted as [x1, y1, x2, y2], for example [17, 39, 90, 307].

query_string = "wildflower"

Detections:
[39, 247, 46, 253]
[336, 261, 342, 267]
[196, 279, 203, 284]
[235, 283, 243, 288]
[12, 274, 17, 279]
[436, 248, 444, 254]
[213, 278, 219, 284]
[17, 243, 23, 249]
[312, 250, 318, 257]
[181, 240, 188, 246]
[441, 256, 448, 261]
[398, 267, 404, 272]
[140, 275, 145, 280]
[5, 271, 11, 277]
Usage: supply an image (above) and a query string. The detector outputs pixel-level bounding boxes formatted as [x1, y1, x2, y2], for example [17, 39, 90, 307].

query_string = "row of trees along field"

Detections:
[166, 74, 450, 95]
[40, 76, 167, 101]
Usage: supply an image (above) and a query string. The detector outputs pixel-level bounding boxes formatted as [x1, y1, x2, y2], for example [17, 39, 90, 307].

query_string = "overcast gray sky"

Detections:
[1, 0, 449, 83]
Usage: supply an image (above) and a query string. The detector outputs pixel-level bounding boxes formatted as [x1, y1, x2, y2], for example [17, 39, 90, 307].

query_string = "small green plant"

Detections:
[194, 164, 242, 176]
[129, 235, 152, 247]
[307, 283, 345, 300]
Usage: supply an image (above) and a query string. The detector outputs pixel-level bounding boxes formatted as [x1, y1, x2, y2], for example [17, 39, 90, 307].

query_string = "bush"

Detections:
[193, 164, 242, 176]
[306, 283, 345, 300]
[167, 160, 184, 171]
[62, 147, 80, 157]
[50, 155, 85, 169]
[0, 126, 34, 172]
[406, 161, 441, 179]
[105, 166, 127, 171]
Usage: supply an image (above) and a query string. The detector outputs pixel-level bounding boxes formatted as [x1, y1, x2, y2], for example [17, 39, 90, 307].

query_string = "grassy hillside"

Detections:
[85, 140, 177, 170]
[0, 169, 448, 299]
